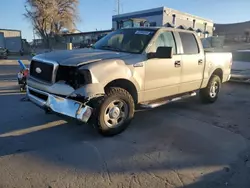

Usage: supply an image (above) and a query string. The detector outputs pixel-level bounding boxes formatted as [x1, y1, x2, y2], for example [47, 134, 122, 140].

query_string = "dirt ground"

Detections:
[0, 58, 250, 188]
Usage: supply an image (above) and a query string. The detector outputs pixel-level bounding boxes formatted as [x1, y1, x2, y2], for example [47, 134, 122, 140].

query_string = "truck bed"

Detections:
[204, 52, 232, 83]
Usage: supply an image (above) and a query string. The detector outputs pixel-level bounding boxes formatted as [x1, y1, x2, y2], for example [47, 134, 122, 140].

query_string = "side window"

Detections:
[153, 31, 177, 54]
[179, 32, 199, 54]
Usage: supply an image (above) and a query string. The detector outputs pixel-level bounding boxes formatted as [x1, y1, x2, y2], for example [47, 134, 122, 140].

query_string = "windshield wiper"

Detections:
[100, 45, 121, 52]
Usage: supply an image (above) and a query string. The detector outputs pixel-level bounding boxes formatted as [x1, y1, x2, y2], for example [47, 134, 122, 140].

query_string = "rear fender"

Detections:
[201, 67, 223, 88]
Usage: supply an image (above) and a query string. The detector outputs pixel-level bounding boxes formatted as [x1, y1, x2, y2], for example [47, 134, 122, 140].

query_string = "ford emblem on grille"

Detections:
[35, 67, 42, 74]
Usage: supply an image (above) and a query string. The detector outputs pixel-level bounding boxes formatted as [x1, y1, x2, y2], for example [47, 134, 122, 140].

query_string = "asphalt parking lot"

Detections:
[0, 57, 250, 188]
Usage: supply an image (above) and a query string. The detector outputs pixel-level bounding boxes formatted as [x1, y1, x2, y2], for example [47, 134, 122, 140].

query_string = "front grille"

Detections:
[30, 60, 54, 83]
[29, 89, 48, 101]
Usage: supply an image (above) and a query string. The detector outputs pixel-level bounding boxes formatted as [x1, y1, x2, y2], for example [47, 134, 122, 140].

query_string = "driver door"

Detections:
[144, 31, 182, 101]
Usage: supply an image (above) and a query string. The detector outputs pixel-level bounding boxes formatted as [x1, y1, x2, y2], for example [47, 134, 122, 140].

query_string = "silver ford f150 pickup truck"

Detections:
[27, 27, 232, 136]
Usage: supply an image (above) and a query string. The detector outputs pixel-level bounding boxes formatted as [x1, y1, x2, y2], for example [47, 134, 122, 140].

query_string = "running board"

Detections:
[140, 92, 197, 109]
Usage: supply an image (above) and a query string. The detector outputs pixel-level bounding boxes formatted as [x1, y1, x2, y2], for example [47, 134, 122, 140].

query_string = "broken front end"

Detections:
[27, 57, 104, 123]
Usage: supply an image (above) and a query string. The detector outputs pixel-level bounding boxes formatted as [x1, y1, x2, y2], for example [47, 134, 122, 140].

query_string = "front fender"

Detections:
[72, 83, 105, 98]
[82, 60, 143, 92]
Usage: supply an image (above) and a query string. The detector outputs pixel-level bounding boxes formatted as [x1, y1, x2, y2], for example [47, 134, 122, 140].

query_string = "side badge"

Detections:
[133, 62, 144, 67]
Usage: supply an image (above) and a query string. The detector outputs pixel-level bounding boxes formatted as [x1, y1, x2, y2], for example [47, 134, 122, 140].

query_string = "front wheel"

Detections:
[200, 75, 222, 103]
[94, 87, 135, 136]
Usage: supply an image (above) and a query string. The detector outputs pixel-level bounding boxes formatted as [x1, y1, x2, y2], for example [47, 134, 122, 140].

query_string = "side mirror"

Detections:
[155, 46, 173, 59]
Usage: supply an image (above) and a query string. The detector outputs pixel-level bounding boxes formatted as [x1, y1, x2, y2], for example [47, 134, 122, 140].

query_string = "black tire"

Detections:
[91, 87, 135, 137]
[200, 75, 222, 103]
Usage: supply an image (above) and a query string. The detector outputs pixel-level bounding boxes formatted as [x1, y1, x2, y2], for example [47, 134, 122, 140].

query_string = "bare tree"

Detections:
[24, 0, 79, 48]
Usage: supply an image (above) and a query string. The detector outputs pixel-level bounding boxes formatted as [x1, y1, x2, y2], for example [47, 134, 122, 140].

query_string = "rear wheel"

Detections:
[200, 75, 222, 103]
[93, 87, 135, 136]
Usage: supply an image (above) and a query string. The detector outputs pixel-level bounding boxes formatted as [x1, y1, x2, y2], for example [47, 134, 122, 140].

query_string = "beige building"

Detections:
[63, 30, 112, 47]
[112, 7, 214, 38]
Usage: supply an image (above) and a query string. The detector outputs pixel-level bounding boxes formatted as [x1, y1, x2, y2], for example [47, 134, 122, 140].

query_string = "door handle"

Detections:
[198, 59, 203, 65]
[175, 61, 181, 67]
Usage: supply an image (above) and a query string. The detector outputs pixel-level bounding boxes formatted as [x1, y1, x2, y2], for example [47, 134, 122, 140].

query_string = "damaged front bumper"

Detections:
[27, 86, 93, 123]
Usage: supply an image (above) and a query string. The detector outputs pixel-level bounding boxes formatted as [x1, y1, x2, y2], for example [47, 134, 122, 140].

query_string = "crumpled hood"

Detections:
[35, 48, 131, 66]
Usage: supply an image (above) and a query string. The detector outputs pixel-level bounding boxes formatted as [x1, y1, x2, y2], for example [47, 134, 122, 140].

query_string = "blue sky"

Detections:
[0, 0, 249, 41]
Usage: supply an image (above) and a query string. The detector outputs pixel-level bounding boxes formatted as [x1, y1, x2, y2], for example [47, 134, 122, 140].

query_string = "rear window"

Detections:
[179, 32, 200, 54]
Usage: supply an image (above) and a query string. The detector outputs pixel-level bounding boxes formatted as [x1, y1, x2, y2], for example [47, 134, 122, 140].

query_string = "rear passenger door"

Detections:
[179, 32, 205, 93]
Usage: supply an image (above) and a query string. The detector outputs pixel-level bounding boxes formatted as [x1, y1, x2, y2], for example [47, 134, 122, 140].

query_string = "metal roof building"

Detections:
[0, 29, 22, 52]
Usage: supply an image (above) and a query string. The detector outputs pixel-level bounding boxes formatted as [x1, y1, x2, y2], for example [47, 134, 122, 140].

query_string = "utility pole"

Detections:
[117, 0, 120, 15]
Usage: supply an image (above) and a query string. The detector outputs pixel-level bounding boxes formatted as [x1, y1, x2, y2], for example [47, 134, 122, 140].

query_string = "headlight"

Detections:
[56, 66, 92, 89]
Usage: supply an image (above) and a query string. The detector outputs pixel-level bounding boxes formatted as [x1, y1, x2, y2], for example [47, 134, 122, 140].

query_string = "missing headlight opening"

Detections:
[56, 66, 92, 89]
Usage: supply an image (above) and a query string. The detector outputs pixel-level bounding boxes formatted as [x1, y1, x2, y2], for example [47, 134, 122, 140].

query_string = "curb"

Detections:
[230, 79, 250, 84]
[0, 79, 17, 82]
[230, 75, 250, 84]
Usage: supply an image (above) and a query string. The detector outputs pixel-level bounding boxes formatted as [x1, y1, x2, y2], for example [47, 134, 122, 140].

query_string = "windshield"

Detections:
[93, 28, 156, 54]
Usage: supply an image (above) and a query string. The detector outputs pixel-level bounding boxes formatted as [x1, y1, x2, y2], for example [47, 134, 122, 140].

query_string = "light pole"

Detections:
[33, 28, 36, 47]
